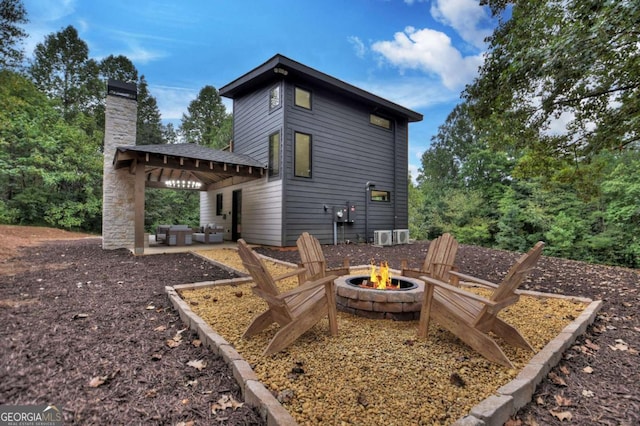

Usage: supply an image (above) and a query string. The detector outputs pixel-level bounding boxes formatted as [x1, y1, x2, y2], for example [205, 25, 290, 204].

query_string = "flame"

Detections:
[370, 260, 377, 285]
[367, 260, 394, 289]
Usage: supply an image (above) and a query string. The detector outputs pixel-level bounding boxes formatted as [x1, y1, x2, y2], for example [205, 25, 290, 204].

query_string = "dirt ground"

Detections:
[1, 225, 638, 425]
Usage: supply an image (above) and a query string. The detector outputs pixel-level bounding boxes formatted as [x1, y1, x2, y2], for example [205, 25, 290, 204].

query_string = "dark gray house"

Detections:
[200, 54, 423, 246]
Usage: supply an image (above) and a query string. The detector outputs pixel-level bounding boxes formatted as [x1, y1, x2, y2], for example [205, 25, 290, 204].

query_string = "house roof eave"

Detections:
[219, 54, 424, 123]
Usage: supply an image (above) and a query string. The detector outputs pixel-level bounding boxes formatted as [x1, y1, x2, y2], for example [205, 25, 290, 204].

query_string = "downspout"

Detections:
[280, 80, 287, 247]
[365, 181, 375, 243]
[393, 118, 398, 230]
[365, 183, 369, 244]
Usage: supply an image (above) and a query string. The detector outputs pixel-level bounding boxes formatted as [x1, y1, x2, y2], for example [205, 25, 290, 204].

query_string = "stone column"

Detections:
[102, 81, 137, 250]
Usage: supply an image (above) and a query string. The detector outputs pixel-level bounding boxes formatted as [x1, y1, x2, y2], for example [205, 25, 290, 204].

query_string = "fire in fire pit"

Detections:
[350, 260, 418, 291]
[335, 272, 423, 320]
[346, 275, 418, 291]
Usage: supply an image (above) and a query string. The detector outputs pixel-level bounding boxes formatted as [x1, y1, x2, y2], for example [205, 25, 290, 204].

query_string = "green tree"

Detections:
[0, 0, 28, 70]
[180, 85, 231, 148]
[163, 122, 179, 144]
[418, 104, 476, 190]
[416, 103, 510, 242]
[29, 25, 101, 121]
[144, 188, 199, 232]
[407, 174, 427, 240]
[136, 75, 164, 145]
[587, 151, 640, 267]
[440, 189, 493, 246]
[99, 54, 138, 83]
[412, 0, 640, 267]
[466, 0, 640, 157]
[0, 69, 103, 230]
[91, 54, 139, 133]
[495, 182, 546, 252]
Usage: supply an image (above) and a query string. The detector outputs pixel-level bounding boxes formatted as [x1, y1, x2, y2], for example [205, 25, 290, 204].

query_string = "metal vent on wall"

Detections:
[374, 230, 392, 246]
[393, 229, 409, 245]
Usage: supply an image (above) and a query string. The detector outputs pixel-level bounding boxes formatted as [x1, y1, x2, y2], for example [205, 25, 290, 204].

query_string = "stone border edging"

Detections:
[166, 278, 298, 426]
[454, 294, 602, 426]
[167, 251, 603, 426]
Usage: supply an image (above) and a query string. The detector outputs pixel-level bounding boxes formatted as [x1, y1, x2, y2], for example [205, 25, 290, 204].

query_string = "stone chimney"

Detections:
[102, 80, 137, 250]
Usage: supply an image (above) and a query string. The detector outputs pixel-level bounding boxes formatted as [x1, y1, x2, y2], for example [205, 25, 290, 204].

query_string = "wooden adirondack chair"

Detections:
[296, 232, 350, 282]
[402, 233, 459, 283]
[237, 239, 338, 356]
[419, 241, 545, 368]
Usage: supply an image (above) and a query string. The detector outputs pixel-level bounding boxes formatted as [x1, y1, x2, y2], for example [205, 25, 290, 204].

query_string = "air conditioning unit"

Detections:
[393, 229, 410, 245]
[373, 230, 392, 246]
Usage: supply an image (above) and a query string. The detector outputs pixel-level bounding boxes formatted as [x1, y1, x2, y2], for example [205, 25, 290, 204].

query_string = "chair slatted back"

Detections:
[473, 241, 544, 329]
[422, 233, 459, 281]
[490, 241, 544, 303]
[297, 232, 327, 279]
[237, 239, 292, 320]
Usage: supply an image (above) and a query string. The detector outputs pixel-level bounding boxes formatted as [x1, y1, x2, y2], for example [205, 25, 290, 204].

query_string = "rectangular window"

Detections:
[294, 132, 312, 178]
[268, 132, 280, 177]
[216, 193, 223, 215]
[370, 114, 391, 129]
[371, 190, 390, 202]
[269, 84, 281, 110]
[295, 87, 312, 110]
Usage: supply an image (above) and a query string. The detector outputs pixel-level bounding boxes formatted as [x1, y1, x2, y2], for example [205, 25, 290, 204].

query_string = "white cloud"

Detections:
[22, 0, 79, 58]
[545, 110, 575, 136]
[26, 0, 77, 22]
[371, 26, 483, 91]
[97, 30, 176, 64]
[150, 85, 198, 121]
[347, 36, 366, 58]
[408, 163, 421, 184]
[119, 42, 166, 65]
[430, 0, 493, 49]
[76, 18, 89, 33]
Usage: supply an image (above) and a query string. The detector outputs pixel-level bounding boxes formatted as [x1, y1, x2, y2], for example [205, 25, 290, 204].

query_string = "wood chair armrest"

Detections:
[448, 271, 498, 289]
[402, 263, 456, 273]
[327, 266, 350, 276]
[272, 267, 308, 282]
[252, 287, 286, 307]
[277, 275, 337, 300]
[490, 294, 520, 311]
[420, 276, 498, 307]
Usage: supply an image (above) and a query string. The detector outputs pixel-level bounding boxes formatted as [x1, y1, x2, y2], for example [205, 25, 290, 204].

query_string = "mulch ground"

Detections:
[1, 226, 638, 425]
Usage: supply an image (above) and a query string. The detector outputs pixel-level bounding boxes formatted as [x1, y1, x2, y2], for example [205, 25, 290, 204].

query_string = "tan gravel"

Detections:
[180, 249, 587, 425]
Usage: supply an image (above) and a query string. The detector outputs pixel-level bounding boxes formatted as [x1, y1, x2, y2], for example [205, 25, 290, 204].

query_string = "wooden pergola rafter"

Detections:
[111, 143, 266, 254]
[113, 143, 266, 191]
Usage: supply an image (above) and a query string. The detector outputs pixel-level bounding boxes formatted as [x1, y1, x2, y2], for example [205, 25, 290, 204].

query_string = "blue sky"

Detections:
[21, 0, 499, 180]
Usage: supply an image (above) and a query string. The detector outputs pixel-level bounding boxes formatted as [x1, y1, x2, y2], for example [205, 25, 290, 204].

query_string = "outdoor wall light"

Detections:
[165, 180, 202, 189]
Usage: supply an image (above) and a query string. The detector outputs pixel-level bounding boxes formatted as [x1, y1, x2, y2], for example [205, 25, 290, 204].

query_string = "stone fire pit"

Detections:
[334, 274, 424, 320]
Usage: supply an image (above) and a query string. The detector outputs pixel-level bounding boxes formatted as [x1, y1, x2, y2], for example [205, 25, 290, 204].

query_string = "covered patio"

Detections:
[110, 143, 266, 255]
[102, 80, 266, 255]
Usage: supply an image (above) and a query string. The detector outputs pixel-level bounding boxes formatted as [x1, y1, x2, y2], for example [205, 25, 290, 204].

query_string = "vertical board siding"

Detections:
[233, 84, 283, 162]
[281, 80, 409, 245]
[221, 75, 412, 247]
[239, 179, 283, 245]
[203, 82, 285, 245]
[201, 178, 283, 245]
